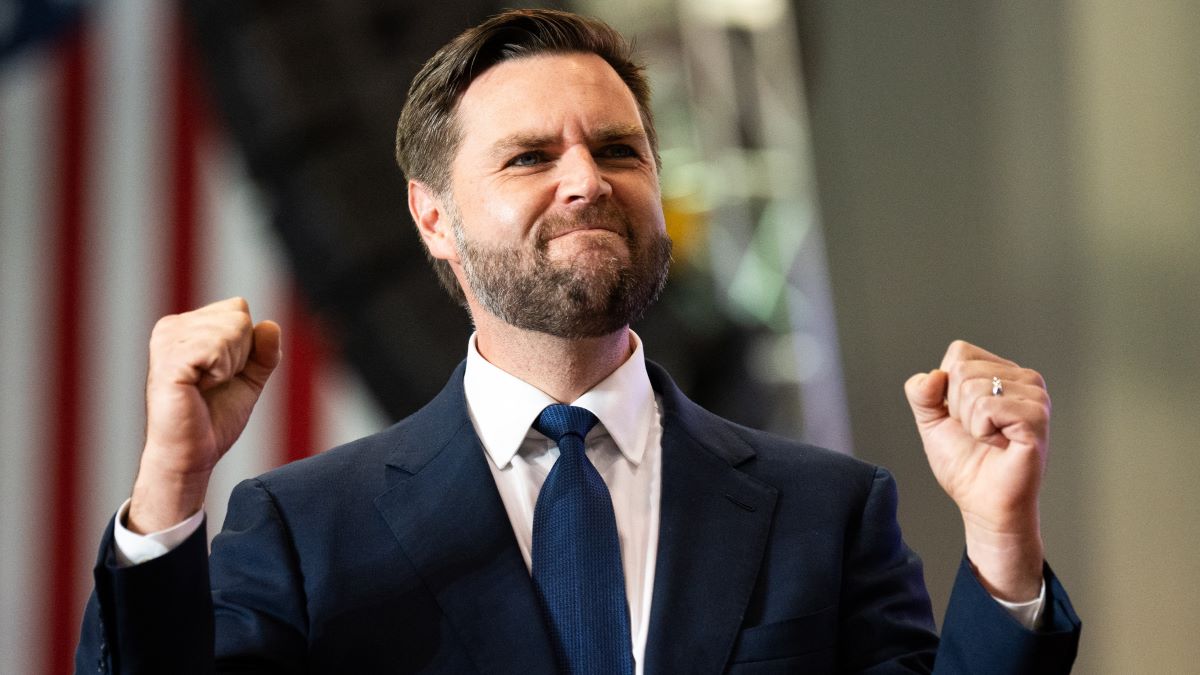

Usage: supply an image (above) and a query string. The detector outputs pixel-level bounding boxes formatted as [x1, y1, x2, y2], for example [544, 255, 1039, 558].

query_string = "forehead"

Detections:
[453, 52, 644, 149]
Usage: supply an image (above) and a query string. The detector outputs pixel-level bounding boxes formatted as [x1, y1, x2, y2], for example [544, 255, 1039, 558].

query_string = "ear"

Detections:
[408, 180, 458, 262]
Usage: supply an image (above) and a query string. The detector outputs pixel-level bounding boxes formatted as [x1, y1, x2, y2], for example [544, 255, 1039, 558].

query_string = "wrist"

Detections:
[128, 455, 211, 534]
[962, 512, 1044, 602]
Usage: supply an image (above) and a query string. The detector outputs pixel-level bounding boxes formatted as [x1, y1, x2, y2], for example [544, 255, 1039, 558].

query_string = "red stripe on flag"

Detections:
[169, 17, 201, 313]
[45, 25, 88, 675]
[282, 292, 324, 464]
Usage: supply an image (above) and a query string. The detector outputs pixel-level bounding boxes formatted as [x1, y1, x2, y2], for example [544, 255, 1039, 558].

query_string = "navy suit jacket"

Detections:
[77, 361, 1080, 673]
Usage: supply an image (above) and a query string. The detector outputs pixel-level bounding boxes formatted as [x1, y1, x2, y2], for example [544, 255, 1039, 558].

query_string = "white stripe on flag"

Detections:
[81, 0, 173, 585]
[198, 132, 285, 537]
[0, 46, 57, 675]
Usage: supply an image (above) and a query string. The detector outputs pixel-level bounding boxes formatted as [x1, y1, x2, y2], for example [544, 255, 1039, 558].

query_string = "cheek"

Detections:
[458, 182, 547, 244]
[482, 201, 531, 237]
[613, 174, 664, 221]
[623, 193, 667, 235]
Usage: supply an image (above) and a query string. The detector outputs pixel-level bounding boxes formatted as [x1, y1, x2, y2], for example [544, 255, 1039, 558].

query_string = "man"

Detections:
[77, 9, 1080, 674]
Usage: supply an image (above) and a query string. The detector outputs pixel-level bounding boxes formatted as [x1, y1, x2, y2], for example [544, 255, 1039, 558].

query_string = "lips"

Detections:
[549, 225, 620, 239]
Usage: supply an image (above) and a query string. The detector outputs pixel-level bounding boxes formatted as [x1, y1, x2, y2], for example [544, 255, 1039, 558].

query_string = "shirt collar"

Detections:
[463, 331, 655, 470]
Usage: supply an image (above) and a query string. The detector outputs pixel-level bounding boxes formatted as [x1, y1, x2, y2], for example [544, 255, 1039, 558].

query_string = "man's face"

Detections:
[441, 52, 671, 338]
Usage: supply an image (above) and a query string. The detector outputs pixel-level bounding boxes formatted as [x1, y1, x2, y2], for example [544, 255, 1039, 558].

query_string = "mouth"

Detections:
[550, 226, 621, 239]
[540, 216, 624, 240]
[539, 226, 629, 260]
[538, 204, 632, 246]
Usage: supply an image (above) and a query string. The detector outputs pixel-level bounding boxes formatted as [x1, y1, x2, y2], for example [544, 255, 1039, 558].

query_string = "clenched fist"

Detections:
[128, 297, 281, 534]
[905, 340, 1051, 602]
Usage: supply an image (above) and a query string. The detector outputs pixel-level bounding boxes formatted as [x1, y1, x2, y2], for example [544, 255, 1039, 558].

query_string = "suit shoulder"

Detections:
[686, 411, 898, 534]
[694, 404, 874, 470]
[250, 418, 409, 496]
[713, 414, 884, 495]
[650, 360, 881, 491]
[255, 360, 471, 485]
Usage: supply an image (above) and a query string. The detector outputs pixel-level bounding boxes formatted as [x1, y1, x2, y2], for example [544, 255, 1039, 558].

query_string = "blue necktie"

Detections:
[531, 404, 635, 675]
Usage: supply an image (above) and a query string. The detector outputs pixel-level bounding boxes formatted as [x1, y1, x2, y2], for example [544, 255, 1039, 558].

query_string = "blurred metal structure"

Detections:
[584, 0, 851, 451]
[676, 0, 851, 451]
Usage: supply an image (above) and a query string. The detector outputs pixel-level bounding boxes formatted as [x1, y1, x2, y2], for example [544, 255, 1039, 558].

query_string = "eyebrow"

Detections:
[488, 123, 648, 161]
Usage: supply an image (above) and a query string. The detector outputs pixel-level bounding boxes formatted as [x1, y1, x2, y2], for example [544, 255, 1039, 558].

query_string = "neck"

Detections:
[472, 311, 634, 403]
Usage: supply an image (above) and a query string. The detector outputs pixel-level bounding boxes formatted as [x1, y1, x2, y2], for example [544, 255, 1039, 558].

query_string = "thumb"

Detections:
[904, 369, 949, 428]
[240, 320, 282, 390]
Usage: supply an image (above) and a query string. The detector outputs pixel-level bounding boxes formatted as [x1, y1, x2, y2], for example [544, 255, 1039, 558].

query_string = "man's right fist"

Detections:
[128, 297, 281, 534]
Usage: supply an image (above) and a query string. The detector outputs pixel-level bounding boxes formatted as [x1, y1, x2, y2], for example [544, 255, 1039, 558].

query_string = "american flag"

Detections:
[0, 1, 388, 672]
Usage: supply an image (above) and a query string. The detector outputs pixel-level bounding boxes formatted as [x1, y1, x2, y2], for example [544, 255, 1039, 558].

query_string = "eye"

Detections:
[597, 144, 639, 160]
[507, 151, 545, 168]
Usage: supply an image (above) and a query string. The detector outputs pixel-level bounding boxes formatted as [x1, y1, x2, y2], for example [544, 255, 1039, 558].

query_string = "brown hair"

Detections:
[394, 8, 659, 304]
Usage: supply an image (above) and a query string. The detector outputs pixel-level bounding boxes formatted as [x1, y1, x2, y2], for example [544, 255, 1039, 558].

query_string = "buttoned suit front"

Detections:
[77, 361, 1080, 674]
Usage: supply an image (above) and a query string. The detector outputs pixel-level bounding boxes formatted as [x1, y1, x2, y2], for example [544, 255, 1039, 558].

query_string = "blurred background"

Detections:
[1, 0, 1196, 672]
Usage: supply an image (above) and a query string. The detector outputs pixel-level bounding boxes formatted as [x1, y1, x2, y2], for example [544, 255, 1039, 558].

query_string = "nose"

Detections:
[556, 145, 612, 205]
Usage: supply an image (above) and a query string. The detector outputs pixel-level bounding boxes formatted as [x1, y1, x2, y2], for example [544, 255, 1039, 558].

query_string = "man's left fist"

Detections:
[904, 340, 1050, 600]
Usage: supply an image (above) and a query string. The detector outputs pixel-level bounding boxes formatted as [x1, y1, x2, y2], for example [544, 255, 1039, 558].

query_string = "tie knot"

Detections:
[534, 404, 599, 445]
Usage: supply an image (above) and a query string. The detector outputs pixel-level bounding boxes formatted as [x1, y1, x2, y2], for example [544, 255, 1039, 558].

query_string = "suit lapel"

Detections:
[373, 363, 557, 674]
[643, 364, 779, 675]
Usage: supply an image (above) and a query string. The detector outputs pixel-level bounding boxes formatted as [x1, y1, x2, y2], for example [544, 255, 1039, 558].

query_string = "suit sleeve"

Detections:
[75, 479, 309, 674]
[935, 556, 1081, 674]
[76, 514, 215, 674]
[837, 467, 941, 673]
[838, 467, 1081, 674]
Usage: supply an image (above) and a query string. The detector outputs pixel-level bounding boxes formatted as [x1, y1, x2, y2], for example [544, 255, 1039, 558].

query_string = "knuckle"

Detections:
[1020, 367, 1045, 386]
[945, 359, 961, 379]
[949, 360, 971, 383]
[235, 312, 253, 334]
[151, 314, 178, 335]
[971, 393, 991, 417]
[148, 316, 183, 353]
[1032, 396, 1052, 421]
[956, 374, 972, 401]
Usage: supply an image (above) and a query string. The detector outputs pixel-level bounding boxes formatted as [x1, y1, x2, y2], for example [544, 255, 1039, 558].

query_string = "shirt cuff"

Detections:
[991, 578, 1046, 630]
[111, 498, 205, 567]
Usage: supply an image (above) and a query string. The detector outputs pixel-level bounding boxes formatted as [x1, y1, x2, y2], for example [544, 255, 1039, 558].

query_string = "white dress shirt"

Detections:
[463, 332, 661, 673]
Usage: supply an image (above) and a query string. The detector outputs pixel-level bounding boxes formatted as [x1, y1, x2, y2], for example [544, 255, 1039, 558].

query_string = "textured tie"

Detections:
[530, 404, 635, 675]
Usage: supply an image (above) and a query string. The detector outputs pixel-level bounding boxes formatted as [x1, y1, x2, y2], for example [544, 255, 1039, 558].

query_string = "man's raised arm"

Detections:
[76, 298, 280, 674]
[129, 296, 280, 534]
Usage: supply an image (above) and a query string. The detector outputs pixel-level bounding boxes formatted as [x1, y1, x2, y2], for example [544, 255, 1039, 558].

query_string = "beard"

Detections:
[454, 202, 672, 339]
